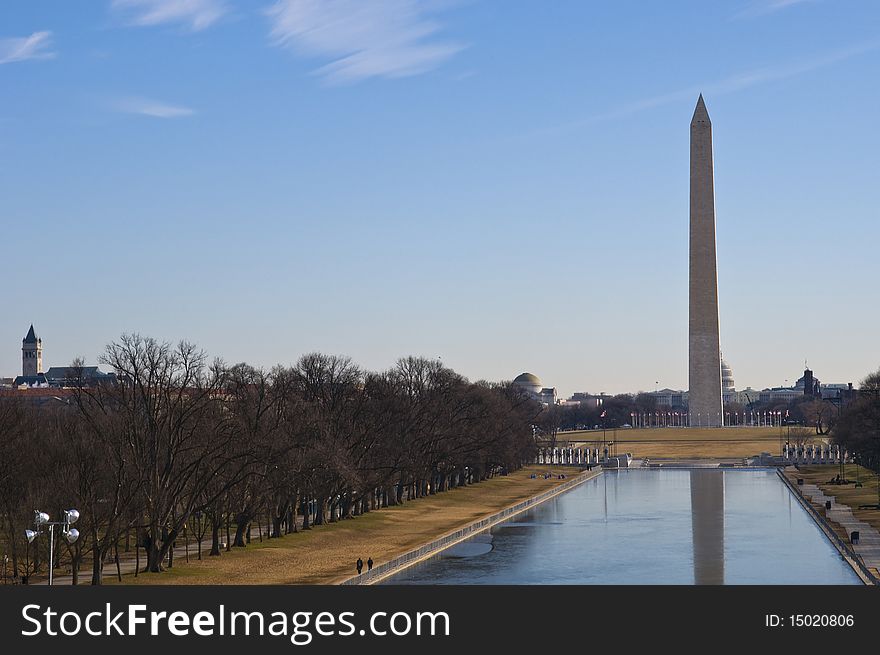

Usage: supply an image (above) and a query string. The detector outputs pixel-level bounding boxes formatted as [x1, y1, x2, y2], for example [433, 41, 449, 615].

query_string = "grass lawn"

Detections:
[553, 426, 803, 459]
[117, 465, 585, 585]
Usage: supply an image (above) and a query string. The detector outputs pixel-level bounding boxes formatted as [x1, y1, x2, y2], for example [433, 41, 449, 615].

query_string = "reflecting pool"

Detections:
[383, 469, 861, 585]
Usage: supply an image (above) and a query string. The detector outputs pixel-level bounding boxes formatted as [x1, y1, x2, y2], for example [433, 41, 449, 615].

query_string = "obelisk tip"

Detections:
[692, 94, 710, 125]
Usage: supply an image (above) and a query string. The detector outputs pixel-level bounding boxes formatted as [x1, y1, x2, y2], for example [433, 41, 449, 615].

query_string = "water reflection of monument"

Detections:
[690, 469, 724, 585]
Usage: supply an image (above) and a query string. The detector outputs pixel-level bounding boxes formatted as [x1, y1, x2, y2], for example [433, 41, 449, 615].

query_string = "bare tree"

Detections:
[97, 335, 251, 573]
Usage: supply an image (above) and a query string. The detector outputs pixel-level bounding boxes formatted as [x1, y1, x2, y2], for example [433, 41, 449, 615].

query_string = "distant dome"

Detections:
[721, 359, 735, 391]
[514, 372, 542, 386]
[513, 372, 543, 396]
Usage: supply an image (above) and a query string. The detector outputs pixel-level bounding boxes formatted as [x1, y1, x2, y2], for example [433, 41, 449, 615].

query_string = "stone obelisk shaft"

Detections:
[689, 95, 723, 428]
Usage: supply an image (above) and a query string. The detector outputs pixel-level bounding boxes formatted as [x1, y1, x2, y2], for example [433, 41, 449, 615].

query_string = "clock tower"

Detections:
[22, 324, 42, 377]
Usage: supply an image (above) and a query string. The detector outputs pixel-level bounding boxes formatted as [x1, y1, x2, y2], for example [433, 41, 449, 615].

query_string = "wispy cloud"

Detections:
[266, 0, 465, 84]
[0, 31, 54, 65]
[532, 39, 880, 136]
[113, 96, 197, 118]
[734, 0, 818, 19]
[111, 0, 229, 31]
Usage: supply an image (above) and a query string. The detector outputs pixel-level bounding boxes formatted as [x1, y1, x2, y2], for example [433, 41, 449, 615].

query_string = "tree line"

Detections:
[0, 334, 540, 585]
[832, 369, 880, 473]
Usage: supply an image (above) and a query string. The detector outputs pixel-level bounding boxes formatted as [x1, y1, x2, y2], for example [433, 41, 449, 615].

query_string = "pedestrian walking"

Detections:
[367, 557, 373, 571]
[356, 557, 363, 574]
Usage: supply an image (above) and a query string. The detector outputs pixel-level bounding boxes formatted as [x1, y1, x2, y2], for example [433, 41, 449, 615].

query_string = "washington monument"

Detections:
[688, 95, 723, 427]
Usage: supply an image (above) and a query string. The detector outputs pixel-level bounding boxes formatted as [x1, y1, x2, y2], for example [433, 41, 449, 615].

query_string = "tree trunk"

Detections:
[300, 497, 310, 530]
[209, 516, 221, 556]
[90, 541, 103, 585]
[233, 515, 248, 548]
[146, 542, 162, 573]
[290, 495, 298, 533]
[316, 497, 327, 525]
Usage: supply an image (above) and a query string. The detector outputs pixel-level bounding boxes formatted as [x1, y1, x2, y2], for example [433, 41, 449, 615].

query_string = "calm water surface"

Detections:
[384, 469, 861, 585]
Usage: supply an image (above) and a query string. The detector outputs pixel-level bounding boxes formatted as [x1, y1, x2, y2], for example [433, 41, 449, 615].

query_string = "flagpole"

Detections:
[600, 408, 607, 462]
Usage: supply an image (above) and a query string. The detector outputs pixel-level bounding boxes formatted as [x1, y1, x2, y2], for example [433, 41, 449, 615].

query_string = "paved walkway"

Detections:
[799, 483, 880, 575]
[34, 524, 281, 586]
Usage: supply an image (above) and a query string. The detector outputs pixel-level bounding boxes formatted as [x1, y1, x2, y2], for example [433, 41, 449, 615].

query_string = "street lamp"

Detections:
[25, 509, 80, 585]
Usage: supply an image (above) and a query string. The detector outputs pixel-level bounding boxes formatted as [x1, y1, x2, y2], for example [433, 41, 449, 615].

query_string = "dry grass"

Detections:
[553, 426, 803, 459]
[118, 466, 583, 585]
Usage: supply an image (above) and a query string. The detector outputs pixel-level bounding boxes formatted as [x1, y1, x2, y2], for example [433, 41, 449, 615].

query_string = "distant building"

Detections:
[758, 387, 802, 404]
[44, 366, 116, 387]
[10, 325, 115, 389]
[12, 373, 50, 388]
[732, 387, 760, 406]
[721, 358, 735, 403]
[21, 324, 42, 377]
[644, 358, 739, 408]
[648, 388, 688, 408]
[513, 372, 542, 396]
[755, 368, 852, 406]
[758, 368, 825, 404]
[512, 372, 556, 405]
[642, 360, 755, 408]
[563, 392, 608, 408]
[713, 359, 758, 406]
[821, 383, 854, 403]
[795, 368, 821, 397]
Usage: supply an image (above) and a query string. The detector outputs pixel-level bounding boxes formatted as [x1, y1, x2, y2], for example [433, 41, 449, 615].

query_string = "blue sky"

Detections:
[2, 0, 879, 396]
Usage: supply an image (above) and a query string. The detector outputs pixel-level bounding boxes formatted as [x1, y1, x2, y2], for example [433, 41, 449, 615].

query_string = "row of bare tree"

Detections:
[0, 334, 540, 584]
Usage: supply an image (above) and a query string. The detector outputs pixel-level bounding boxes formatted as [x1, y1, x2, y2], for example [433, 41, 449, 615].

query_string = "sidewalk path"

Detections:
[798, 482, 880, 576]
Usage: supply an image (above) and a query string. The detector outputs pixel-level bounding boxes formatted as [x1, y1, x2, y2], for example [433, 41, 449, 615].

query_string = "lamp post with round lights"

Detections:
[25, 509, 80, 585]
